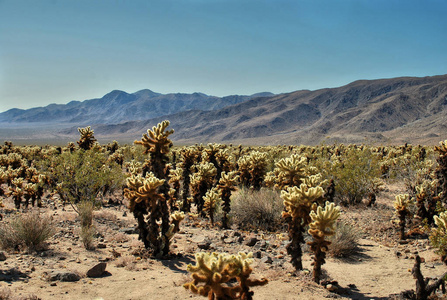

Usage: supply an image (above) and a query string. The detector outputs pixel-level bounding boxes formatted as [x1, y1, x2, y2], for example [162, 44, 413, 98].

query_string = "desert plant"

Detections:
[77, 126, 97, 150]
[231, 187, 283, 232]
[124, 121, 181, 257]
[394, 194, 412, 240]
[203, 187, 220, 225]
[0, 211, 55, 252]
[328, 220, 361, 258]
[190, 162, 217, 217]
[238, 151, 268, 190]
[434, 140, 447, 205]
[271, 154, 307, 190]
[179, 147, 198, 212]
[281, 181, 324, 271]
[183, 252, 268, 300]
[430, 211, 447, 263]
[217, 170, 240, 229]
[307, 201, 340, 283]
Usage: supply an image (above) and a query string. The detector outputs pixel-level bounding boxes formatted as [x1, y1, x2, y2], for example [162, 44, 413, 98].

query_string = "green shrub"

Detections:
[0, 211, 55, 252]
[314, 147, 381, 205]
[230, 187, 284, 231]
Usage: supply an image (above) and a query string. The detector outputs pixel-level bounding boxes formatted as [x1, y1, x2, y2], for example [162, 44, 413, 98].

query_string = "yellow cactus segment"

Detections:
[134, 120, 174, 154]
[281, 184, 324, 217]
[124, 173, 165, 211]
[171, 211, 185, 223]
[435, 140, 447, 157]
[434, 212, 447, 232]
[203, 188, 220, 212]
[308, 202, 341, 238]
[218, 171, 239, 187]
[184, 252, 266, 298]
[394, 194, 412, 212]
[275, 154, 307, 188]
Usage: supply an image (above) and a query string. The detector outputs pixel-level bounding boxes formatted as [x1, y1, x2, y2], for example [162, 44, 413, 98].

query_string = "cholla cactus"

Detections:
[203, 187, 220, 225]
[217, 171, 240, 229]
[238, 151, 268, 190]
[77, 126, 97, 150]
[171, 211, 185, 233]
[168, 166, 183, 210]
[308, 202, 340, 283]
[190, 162, 217, 217]
[430, 211, 447, 263]
[134, 120, 174, 156]
[281, 182, 324, 271]
[126, 121, 175, 257]
[273, 154, 307, 189]
[179, 147, 199, 212]
[184, 252, 268, 300]
[435, 140, 447, 205]
[394, 194, 412, 240]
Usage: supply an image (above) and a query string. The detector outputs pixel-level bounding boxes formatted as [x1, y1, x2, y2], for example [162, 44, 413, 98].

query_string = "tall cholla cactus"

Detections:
[77, 126, 97, 150]
[217, 171, 240, 229]
[203, 187, 220, 225]
[179, 147, 198, 212]
[184, 252, 268, 300]
[281, 182, 324, 271]
[190, 162, 217, 217]
[308, 202, 340, 283]
[394, 194, 412, 240]
[124, 120, 178, 257]
[434, 140, 447, 205]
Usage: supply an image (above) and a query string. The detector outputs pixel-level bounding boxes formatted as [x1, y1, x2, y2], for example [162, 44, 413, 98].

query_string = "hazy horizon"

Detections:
[1, 0, 446, 113]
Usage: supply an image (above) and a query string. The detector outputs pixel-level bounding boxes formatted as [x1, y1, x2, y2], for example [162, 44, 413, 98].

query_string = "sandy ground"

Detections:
[1, 190, 447, 300]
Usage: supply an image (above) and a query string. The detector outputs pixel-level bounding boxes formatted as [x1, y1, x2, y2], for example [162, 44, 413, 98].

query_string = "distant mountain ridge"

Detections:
[1, 75, 447, 145]
[0, 90, 274, 124]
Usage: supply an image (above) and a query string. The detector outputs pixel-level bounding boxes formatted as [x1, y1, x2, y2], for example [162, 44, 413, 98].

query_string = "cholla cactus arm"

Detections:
[184, 252, 240, 299]
[275, 154, 307, 189]
[171, 211, 185, 233]
[308, 202, 340, 238]
[217, 171, 239, 229]
[184, 252, 267, 299]
[134, 120, 174, 155]
[434, 212, 447, 232]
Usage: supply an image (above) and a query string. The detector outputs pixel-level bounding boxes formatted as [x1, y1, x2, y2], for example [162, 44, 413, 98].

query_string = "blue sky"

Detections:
[0, 0, 446, 112]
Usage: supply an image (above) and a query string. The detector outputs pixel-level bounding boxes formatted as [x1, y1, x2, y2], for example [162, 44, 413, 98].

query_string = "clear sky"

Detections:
[0, 0, 446, 113]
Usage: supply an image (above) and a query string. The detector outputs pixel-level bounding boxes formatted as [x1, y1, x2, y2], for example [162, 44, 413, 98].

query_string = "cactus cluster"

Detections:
[184, 252, 268, 299]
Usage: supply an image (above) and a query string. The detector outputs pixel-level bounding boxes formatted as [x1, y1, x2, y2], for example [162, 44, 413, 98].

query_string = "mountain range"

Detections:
[1, 74, 446, 145]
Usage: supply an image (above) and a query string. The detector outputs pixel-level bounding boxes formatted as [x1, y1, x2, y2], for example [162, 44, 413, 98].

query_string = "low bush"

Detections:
[0, 211, 55, 252]
[230, 187, 284, 232]
[328, 220, 362, 258]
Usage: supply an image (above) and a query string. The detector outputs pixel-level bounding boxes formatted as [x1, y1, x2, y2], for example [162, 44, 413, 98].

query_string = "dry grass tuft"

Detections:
[328, 220, 362, 258]
[0, 211, 55, 252]
[230, 187, 284, 232]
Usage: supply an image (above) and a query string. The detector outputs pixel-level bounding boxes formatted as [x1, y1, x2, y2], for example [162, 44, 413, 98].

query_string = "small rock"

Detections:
[86, 262, 107, 278]
[97, 243, 107, 249]
[50, 271, 81, 282]
[197, 240, 212, 250]
[260, 256, 273, 264]
[0, 252, 7, 261]
[326, 284, 338, 292]
[119, 227, 137, 234]
[245, 237, 258, 247]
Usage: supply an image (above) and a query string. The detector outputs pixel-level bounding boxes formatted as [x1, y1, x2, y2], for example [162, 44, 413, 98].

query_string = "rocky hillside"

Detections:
[2, 75, 447, 145]
[0, 90, 273, 125]
[88, 74, 447, 145]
